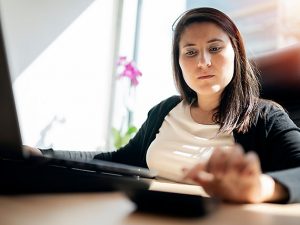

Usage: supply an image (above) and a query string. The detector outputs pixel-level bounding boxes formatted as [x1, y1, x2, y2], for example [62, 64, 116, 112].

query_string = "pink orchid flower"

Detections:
[117, 56, 142, 86]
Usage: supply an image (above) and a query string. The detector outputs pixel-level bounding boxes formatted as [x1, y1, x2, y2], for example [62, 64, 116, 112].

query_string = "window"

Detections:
[1, 0, 118, 151]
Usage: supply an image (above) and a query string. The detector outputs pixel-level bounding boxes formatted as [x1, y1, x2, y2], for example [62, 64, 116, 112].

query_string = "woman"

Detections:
[27, 7, 300, 203]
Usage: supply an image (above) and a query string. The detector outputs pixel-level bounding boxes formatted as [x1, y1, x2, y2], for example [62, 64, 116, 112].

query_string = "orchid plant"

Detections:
[112, 56, 142, 149]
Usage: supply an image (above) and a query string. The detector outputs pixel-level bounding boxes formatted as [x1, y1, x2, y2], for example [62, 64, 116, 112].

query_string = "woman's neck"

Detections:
[190, 95, 220, 125]
[196, 94, 220, 112]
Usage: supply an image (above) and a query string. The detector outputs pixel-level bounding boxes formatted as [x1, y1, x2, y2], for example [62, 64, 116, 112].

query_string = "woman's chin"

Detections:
[195, 86, 223, 97]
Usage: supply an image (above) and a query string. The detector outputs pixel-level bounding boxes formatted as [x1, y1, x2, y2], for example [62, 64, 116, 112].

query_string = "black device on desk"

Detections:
[126, 189, 219, 218]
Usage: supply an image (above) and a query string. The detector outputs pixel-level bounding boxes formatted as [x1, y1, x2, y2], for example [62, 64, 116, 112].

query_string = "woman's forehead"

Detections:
[179, 22, 230, 46]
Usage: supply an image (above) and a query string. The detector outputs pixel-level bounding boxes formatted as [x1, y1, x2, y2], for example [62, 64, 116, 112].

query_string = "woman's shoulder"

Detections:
[159, 95, 182, 106]
[257, 98, 285, 115]
[255, 98, 293, 126]
[148, 95, 182, 114]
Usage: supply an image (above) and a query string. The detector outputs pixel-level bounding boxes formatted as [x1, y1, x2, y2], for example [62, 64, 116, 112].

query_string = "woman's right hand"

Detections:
[22, 145, 43, 156]
[183, 144, 288, 203]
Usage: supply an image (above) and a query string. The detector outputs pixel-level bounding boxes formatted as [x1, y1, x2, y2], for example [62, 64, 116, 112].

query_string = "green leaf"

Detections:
[112, 128, 122, 149]
[112, 125, 138, 149]
[126, 126, 137, 135]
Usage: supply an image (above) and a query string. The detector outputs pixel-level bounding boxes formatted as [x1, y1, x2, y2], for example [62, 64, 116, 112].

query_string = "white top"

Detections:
[146, 100, 235, 182]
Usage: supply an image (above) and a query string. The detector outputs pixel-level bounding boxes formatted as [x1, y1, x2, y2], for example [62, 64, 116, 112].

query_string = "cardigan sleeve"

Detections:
[267, 167, 300, 203]
[40, 148, 101, 161]
[263, 104, 300, 203]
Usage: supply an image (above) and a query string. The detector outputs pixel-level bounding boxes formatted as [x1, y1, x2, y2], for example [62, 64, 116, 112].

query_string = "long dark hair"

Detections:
[172, 7, 260, 133]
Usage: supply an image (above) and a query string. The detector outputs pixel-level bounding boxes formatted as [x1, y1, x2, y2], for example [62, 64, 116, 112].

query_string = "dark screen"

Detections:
[0, 16, 23, 159]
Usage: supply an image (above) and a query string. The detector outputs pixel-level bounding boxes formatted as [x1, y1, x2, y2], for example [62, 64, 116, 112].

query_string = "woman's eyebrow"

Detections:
[207, 38, 224, 43]
[182, 38, 225, 48]
[182, 43, 196, 48]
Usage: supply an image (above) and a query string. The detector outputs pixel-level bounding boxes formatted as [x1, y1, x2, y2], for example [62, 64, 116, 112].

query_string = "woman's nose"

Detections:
[197, 53, 211, 68]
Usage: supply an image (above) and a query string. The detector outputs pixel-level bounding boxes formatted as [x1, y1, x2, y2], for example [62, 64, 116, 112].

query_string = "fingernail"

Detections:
[198, 172, 214, 182]
[246, 152, 257, 161]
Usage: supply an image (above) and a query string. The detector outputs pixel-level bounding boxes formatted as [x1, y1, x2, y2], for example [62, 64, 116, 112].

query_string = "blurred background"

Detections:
[1, 0, 299, 151]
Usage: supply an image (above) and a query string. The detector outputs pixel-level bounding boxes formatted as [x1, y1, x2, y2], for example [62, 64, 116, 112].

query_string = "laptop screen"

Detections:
[0, 14, 23, 159]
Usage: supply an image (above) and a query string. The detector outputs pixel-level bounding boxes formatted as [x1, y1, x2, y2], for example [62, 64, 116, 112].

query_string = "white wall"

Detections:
[0, 0, 118, 150]
[0, 0, 95, 81]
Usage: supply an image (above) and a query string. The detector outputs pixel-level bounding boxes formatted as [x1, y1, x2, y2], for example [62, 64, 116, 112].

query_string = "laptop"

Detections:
[0, 14, 155, 194]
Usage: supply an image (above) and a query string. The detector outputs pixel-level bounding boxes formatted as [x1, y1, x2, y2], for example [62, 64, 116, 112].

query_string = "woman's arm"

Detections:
[23, 145, 100, 161]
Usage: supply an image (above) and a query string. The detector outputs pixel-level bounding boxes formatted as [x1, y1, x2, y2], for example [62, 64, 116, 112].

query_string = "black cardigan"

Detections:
[42, 96, 300, 203]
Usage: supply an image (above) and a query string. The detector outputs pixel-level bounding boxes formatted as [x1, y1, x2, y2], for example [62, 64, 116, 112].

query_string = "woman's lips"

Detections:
[197, 75, 214, 79]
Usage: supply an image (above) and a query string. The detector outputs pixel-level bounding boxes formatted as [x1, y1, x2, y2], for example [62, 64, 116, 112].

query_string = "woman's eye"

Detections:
[185, 50, 197, 56]
[209, 46, 221, 52]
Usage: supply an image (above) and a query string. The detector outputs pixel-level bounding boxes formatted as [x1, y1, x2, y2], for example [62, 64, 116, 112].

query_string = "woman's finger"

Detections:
[241, 151, 261, 176]
[207, 146, 239, 178]
[182, 160, 207, 180]
[190, 171, 215, 187]
[225, 145, 244, 174]
[207, 147, 226, 178]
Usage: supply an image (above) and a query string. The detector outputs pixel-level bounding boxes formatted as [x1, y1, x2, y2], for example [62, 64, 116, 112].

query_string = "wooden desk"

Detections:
[0, 180, 299, 225]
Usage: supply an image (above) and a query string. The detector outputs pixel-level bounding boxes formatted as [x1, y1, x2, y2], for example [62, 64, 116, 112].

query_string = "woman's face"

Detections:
[179, 22, 235, 99]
